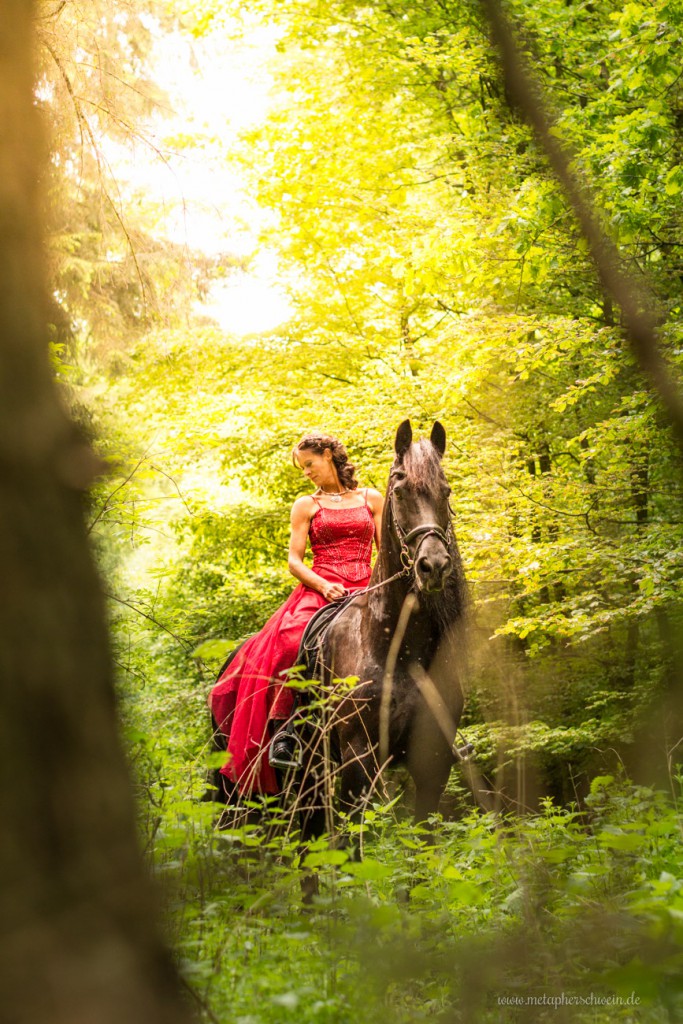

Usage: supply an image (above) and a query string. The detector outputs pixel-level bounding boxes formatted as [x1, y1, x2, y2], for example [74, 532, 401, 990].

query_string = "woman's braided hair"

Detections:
[293, 432, 359, 491]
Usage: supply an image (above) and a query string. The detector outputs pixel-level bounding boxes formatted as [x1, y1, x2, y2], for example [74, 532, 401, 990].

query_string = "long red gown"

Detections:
[210, 496, 375, 795]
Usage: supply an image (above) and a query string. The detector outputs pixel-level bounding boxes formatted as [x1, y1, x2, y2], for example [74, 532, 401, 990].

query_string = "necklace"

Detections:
[316, 486, 349, 503]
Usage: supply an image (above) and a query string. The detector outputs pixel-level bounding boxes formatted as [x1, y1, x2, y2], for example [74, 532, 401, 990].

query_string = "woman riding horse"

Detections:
[211, 422, 469, 836]
[303, 419, 469, 830]
[209, 432, 383, 795]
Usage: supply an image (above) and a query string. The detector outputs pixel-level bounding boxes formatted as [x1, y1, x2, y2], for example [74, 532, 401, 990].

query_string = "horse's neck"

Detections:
[367, 538, 441, 657]
[369, 530, 406, 605]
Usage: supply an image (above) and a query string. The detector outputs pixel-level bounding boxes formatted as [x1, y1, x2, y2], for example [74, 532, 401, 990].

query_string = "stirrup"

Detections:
[453, 741, 475, 762]
[268, 726, 303, 771]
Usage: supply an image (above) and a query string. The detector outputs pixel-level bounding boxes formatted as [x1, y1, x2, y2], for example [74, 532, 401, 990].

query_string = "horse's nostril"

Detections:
[417, 553, 452, 584]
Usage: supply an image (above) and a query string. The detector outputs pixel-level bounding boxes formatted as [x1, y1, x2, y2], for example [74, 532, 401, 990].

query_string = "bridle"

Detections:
[342, 486, 453, 596]
[388, 486, 453, 576]
[360, 484, 454, 592]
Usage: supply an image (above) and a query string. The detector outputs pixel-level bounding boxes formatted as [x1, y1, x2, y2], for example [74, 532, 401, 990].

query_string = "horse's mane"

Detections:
[395, 439, 469, 633]
[400, 439, 445, 493]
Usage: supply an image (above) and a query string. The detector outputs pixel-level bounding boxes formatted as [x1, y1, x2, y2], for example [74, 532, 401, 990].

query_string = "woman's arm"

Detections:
[367, 488, 384, 549]
[287, 497, 346, 600]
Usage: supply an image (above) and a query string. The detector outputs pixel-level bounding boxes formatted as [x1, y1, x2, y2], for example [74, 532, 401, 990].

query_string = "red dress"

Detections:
[210, 495, 375, 794]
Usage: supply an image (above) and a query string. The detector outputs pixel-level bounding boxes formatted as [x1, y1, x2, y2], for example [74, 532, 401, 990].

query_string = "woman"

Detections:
[210, 432, 383, 795]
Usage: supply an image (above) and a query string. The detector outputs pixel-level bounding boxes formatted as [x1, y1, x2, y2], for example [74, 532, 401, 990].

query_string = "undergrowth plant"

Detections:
[125, 697, 683, 1024]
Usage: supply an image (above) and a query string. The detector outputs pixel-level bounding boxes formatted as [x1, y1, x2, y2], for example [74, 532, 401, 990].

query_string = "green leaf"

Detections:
[303, 849, 350, 868]
[345, 858, 393, 881]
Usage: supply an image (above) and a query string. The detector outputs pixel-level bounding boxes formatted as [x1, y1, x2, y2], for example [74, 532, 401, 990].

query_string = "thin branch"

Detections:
[36, 1, 67, 20]
[75, 62, 175, 113]
[505, 480, 592, 519]
[105, 592, 192, 651]
[43, 38, 85, 172]
[149, 463, 196, 517]
[179, 976, 221, 1024]
[86, 453, 151, 534]
[460, 397, 512, 432]
[42, 42, 148, 305]
[315, 371, 356, 386]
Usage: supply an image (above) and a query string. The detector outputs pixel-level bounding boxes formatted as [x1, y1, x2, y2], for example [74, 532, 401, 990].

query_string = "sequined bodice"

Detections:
[309, 504, 375, 582]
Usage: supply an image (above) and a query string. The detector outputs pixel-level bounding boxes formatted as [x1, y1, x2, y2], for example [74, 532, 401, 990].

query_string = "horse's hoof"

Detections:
[454, 742, 475, 761]
[301, 875, 319, 906]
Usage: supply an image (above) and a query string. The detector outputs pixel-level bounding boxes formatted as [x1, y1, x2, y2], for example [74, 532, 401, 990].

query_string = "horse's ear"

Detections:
[394, 419, 412, 459]
[431, 421, 446, 458]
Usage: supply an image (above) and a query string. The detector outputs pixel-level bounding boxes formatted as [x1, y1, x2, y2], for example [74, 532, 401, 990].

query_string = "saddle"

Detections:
[268, 596, 356, 771]
[296, 592, 359, 681]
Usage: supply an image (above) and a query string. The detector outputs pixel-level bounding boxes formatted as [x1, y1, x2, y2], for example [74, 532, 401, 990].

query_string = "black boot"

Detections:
[269, 723, 302, 770]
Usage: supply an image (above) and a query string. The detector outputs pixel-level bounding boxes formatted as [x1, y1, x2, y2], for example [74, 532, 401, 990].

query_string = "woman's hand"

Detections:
[320, 581, 346, 601]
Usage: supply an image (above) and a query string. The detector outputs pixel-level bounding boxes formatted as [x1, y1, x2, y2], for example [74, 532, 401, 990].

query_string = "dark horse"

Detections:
[206, 420, 468, 853]
[294, 419, 468, 843]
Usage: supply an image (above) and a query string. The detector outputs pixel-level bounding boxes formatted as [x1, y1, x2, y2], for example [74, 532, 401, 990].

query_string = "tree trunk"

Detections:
[0, 5, 194, 1022]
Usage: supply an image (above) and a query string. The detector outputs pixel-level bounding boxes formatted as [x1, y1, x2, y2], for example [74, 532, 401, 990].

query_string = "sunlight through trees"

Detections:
[7, 0, 683, 1019]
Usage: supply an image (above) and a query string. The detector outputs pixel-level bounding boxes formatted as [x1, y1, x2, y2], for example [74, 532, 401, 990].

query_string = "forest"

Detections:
[2, 0, 683, 1021]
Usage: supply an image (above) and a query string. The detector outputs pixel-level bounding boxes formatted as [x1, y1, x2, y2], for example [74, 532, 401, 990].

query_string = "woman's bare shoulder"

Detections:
[290, 494, 317, 520]
[364, 487, 384, 509]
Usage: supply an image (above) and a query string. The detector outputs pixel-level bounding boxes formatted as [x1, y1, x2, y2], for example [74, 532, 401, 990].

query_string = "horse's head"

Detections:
[389, 419, 453, 594]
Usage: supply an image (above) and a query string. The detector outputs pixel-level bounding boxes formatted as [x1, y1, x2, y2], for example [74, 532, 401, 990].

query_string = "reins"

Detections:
[332, 486, 455, 605]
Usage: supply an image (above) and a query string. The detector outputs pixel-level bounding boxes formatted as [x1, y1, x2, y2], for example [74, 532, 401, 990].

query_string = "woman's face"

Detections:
[295, 447, 334, 487]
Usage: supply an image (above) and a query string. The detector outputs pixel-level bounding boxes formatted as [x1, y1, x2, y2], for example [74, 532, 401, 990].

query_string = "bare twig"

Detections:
[43, 40, 148, 305]
[410, 665, 494, 813]
[150, 463, 195, 517]
[104, 591, 192, 651]
[380, 592, 417, 763]
[87, 453, 150, 533]
[179, 975, 221, 1024]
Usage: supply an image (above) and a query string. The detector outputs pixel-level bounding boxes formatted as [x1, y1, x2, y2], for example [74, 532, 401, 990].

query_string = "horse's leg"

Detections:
[410, 752, 453, 824]
[408, 709, 458, 826]
[201, 714, 232, 804]
[338, 747, 381, 859]
[295, 736, 330, 903]
[408, 657, 464, 824]
[408, 703, 456, 823]
[299, 796, 327, 905]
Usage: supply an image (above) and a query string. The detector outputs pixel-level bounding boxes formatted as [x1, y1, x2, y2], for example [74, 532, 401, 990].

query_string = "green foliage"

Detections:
[138, 765, 683, 1022]
[42, 0, 683, 1018]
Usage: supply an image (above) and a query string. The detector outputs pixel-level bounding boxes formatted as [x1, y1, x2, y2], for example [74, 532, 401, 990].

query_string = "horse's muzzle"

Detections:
[414, 540, 452, 592]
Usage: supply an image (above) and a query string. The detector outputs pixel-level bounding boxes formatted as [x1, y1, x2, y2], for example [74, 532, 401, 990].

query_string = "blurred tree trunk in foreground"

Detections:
[0, 4, 194, 1022]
